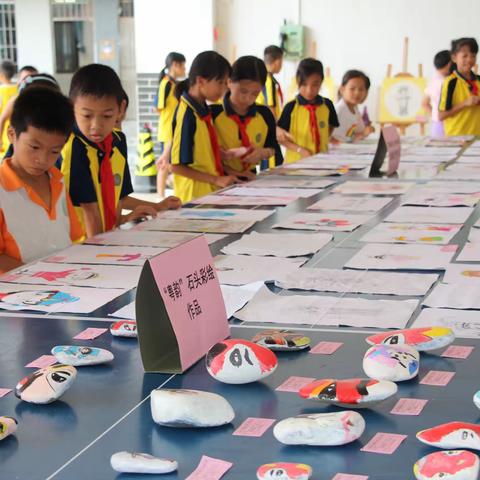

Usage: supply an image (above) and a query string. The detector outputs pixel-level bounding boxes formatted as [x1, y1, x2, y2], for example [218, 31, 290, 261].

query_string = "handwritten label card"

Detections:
[232, 418, 276, 437]
[361, 432, 407, 454]
[310, 341, 343, 355]
[420, 370, 455, 386]
[441, 345, 474, 359]
[185, 455, 233, 480]
[276, 376, 316, 393]
[0, 388, 12, 398]
[73, 327, 107, 340]
[332, 475, 369, 480]
[390, 398, 428, 415]
[25, 355, 57, 368]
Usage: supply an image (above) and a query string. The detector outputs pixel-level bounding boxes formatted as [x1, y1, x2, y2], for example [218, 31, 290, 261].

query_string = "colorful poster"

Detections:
[412, 308, 480, 339]
[401, 192, 480, 207]
[190, 194, 298, 206]
[45, 245, 166, 266]
[333, 181, 413, 195]
[273, 212, 372, 232]
[221, 232, 333, 257]
[360, 223, 461, 245]
[133, 217, 255, 234]
[344, 243, 456, 271]
[443, 263, 480, 284]
[384, 206, 473, 224]
[221, 186, 321, 198]
[307, 195, 393, 212]
[0, 283, 123, 313]
[0, 262, 141, 290]
[273, 168, 344, 177]
[244, 177, 337, 189]
[157, 208, 274, 222]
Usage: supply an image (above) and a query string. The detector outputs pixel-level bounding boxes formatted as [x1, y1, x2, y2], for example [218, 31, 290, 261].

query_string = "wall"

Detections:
[15, 0, 54, 73]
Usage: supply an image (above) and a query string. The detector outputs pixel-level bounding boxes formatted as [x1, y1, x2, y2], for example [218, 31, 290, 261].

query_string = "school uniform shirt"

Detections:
[0, 84, 17, 155]
[0, 158, 83, 265]
[211, 93, 283, 174]
[278, 94, 339, 163]
[156, 75, 178, 143]
[257, 72, 283, 118]
[439, 69, 480, 136]
[332, 98, 365, 142]
[171, 92, 224, 203]
[58, 125, 133, 231]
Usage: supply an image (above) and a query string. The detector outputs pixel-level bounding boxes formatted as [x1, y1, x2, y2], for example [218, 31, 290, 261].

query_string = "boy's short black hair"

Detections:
[264, 45, 283, 64]
[11, 87, 74, 138]
[69, 63, 125, 104]
[296, 58, 324, 85]
[0, 60, 15, 80]
[451, 37, 479, 55]
[18, 65, 37, 76]
[434, 50, 452, 69]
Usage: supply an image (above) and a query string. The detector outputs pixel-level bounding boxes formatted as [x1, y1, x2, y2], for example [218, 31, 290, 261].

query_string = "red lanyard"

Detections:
[97, 133, 116, 231]
[201, 112, 225, 176]
[276, 80, 284, 106]
[304, 104, 321, 153]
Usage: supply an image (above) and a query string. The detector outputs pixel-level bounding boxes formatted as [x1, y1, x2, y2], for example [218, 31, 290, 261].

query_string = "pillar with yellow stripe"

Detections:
[134, 124, 158, 192]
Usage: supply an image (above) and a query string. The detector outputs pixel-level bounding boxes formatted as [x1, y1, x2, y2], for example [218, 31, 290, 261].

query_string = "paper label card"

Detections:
[332, 475, 369, 480]
[0, 388, 12, 398]
[185, 455, 233, 480]
[441, 345, 474, 359]
[136, 236, 229, 373]
[276, 376, 316, 392]
[420, 370, 455, 386]
[390, 398, 428, 415]
[73, 327, 107, 340]
[360, 432, 407, 454]
[25, 355, 57, 368]
[310, 341, 343, 354]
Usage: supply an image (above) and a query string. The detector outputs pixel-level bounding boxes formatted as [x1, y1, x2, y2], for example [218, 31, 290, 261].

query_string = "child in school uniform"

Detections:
[155, 52, 186, 198]
[211, 56, 283, 179]
[59, 64, 181, 238]
[439, 38, 480, 136]
[332, 70, 374, 143]
[278, 58, 339, 163]
[170, 51, 241, 203]
[0, 60, 19, 156]
[257, 45, 284, 120]
[422, 50, 452, 138]
[0, 87, 83, 273]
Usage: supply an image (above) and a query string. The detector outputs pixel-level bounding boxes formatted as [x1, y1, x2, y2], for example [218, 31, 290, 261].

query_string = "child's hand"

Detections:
[364, 125, 375, 135]
[464, 96, 480, 107]
[214, 175, 241, 189]
[125, 205, 157, 223]
[156, 153, 169, 170]
[297, 147, 313, 159]
[237, 169, 256, 181]
[157, 195, 182, 210]
[242, 147, 271, 165]
[276, 127, 294, 143]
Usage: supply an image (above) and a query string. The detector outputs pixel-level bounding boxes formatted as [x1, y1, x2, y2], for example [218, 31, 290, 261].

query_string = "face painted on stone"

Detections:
[414, 450, 479, 479]
[110, 321, 137, 337]
[364, 344, 419, 379]
[15, 364, 77, 404]
[206, 339, 277, 384]
[367, 327, 455, 351]
[252, 330, 310, 351]
[417, 422, 480, 449]
[257, 462, 312, 480]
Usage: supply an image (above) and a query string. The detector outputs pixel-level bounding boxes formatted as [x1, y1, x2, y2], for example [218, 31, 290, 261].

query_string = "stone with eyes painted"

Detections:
[0, 416, 17, 441]
[256, 462, 312, 480]
[417, 422, 480, 450]
[206, 339, 277, 384]
[51, 345, 114, 366]
[363, 344, 420, 382]
[251, 330, 311, 352]
[414, 450, 479, 480]
[366, 326, 455, 352]
[15, 364, 77, 404]
[110, 320, 137, 338]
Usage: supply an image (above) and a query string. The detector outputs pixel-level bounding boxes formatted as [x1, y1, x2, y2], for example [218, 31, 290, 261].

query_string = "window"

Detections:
[0, 1, 16, 65]
[119, 0, 133, 17]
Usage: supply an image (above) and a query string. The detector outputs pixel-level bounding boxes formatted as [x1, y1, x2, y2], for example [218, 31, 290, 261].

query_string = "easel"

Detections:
[380, 37, 426, 136]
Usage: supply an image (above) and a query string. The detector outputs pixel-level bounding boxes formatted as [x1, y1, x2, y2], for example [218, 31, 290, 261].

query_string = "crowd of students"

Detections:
[0, 36, 477, 274]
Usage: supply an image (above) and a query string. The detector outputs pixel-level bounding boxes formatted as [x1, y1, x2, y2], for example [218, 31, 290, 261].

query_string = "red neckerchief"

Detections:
[304, 103, 321, 153]
[201, 112, 225, 176]
[275, 77, 284, 106]
[96, 133, 116, 231]
[229, 114, 253, 171]
[467, 78, 479, 96]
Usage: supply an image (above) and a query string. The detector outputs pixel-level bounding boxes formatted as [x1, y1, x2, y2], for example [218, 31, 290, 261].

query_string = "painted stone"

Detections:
[366, 326, 455, 352]
[206, 339, 277, 384]
[150, 389, 235, 428]
[51, 346, 114, 366]
[110, 320, 137, 337]
[251, 329, 311, 352]
[299, 377, 398, 407]
[15, 364, 77, 404]
[0, 416, 17, 441]
[414, 450, 479, 480]
[417, 422, 480, 450]
[110, 451, 178, 474]
[257, 462, 312, 480]
[273, 411, 365, 446]
[474, 391, 480, 410]
[363, 344, 420, 382]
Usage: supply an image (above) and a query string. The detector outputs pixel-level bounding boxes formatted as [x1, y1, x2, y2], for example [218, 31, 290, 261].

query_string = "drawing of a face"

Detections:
[252, 330, 310, 351]
[0, 290, 80, 307]
[363, 344, 420, 381]
[15, 364, 77, 404]
[0, 416, 18, 441]
[65, 271, 99, 282]
[414, 450, 479, 479]
[53, 346, 97, 359]
[367, 327, 455, 351]
[110, 321, 137, 337]
[256, 462, 312, 480]
[417, 422, 480, 450]
[206, 339, 277, 384]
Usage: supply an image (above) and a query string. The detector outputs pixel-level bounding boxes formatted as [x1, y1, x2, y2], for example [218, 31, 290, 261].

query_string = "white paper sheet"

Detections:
[222, 186, 321, 198]
[45, 245, 167, 266]
[443, 263, 480, 284]
[190, 194, 298, 206]
[437, 164, 480, 180]
[457, 243, 480, 262]
[359, 223, 461, 245]
[133, 217, 255, 234]
[412, 308, 480, 339]
[221, 231, 333, 257]
[221, 282, 264, 318]
[273, 212, 372, 232]
[307, 195, 393, 212]
[157, 208, 274, 222]
[423, 283, 480, 309]
[273, 168, 342, 177]
[333, 181, 414, 195]
[109, 301, 136, 320]
[86, 230, 225, 248]
[215, 255, 307, 285]
[344, 243, 456, 271]
[400, 154, 449, 164]
[404, 146, 460, 156]
[423, 181, 480, 194]
[401, 191, 480, 207]
[384, 206, 473, 224]
[234, 286, 418, 328]
[0, 283, 123, 313]
[244, 177, 337, 189]
[275, 268, 437, 296]
[283, 160, 367, 170]
[0, 262, 141, 290]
